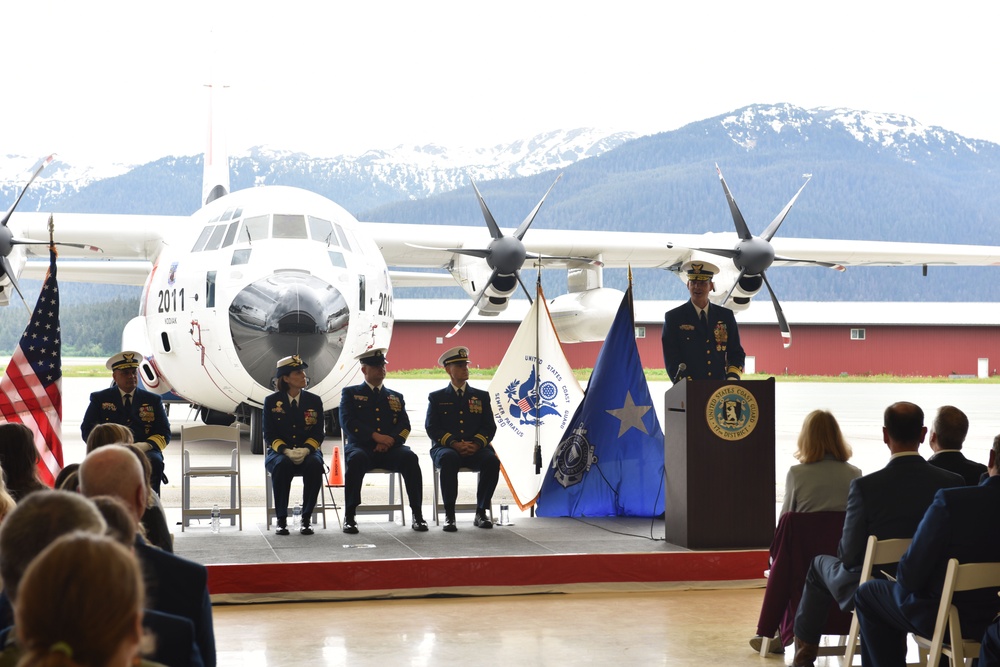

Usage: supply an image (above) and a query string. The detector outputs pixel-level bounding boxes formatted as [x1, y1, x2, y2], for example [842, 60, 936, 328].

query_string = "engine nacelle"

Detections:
[122, 316, 174, 395]
[448, 254, 517, 315]
[723, 273, 764, 311]
[548, 288, 624, 343]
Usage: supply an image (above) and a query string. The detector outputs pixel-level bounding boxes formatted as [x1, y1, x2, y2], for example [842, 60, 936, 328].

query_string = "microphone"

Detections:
[672, 363, 687, 384]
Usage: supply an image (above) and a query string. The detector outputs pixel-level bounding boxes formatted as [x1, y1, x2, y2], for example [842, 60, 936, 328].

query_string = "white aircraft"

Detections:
[4, 88, 1000, 452]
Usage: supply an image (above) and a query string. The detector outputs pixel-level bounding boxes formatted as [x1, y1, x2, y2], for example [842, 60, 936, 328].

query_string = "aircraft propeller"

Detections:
[0, 155, 101, 311]
[693, 165, 845, 348]
[409, 174, 602, 338]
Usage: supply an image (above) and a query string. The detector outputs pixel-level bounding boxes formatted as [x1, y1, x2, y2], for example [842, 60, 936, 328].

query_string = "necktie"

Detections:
[457, 388, 463, 399]
[699, 310, 707, 328]
[124, 394, 132, 410]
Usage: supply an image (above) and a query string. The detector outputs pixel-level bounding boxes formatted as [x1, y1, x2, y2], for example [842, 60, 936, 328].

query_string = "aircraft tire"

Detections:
[249, 407, 264, 455]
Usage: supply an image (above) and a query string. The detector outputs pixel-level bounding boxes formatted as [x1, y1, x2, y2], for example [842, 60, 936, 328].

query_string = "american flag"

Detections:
[0, 247, 62, 486]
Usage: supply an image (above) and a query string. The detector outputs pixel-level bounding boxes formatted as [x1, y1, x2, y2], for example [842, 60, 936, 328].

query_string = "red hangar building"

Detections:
[388, 300, 1000, 377]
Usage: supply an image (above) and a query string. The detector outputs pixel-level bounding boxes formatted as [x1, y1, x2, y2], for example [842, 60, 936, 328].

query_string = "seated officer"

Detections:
[263, 355, 325, 536]
[81, 351, 170, 495]
[339, 349, 427, 534]
[425, 346, 500, 531]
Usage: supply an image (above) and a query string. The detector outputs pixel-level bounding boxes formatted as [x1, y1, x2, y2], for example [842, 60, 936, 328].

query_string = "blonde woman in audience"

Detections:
[781, 409, 862, 514]
[14, 532, 153, 667]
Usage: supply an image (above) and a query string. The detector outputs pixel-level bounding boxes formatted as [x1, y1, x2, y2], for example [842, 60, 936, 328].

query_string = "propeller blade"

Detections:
[446, 267, 499, 339]
[405, 243, 491, 259]
[12, 238, 102, 253]
[716, 164, 752, 240]
[1, 154, 54, 229]
[513, 173, 562, 241]
[470, 179, 503, 240]
[515, 271, 534, 304]
[760, 174, 811, 242]
[0, 255, 31, 314]
[692, 247, 740, 259]
[773, 254, 845, 271]
[760, 271, 791, 348]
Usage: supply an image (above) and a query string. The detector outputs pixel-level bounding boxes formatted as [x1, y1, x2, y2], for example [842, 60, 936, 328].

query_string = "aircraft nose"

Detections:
[228, 273, 349, 389]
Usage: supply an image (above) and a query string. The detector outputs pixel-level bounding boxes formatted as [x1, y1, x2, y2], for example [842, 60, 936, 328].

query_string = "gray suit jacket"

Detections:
[781, 457, 862, 515]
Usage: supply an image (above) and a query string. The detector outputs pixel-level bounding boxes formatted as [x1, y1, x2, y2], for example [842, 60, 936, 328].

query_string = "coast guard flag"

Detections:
[537, 285, 665, 517]
[488, 286, 584, 510]
[0, 246, 63, 486]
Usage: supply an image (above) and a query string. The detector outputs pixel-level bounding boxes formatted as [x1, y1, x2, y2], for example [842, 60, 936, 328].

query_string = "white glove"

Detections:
[288, 448, 309, 464]
[135, 441, 153, 453]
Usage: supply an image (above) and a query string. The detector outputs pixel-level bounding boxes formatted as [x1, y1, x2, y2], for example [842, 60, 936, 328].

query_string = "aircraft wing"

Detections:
[368, 223, 1000, 270]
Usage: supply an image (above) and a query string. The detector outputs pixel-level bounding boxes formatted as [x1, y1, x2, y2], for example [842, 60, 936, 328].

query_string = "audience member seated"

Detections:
[79, 445, 216, 667]
[981, 614, 1000, 667]
[0, 472, 15, 524]
[927, 405, 988, 486]
[790, 402, 964, 667]
[854, 433, 1000, 667]
[750, 410, 862, 654]
[86, 423, 135, 452]
[0, 424, 47, 501]
[13, 533, 147, 667]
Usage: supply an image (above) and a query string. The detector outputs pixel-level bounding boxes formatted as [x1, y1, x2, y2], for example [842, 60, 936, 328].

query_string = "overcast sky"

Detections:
[4, 1, 998, 166]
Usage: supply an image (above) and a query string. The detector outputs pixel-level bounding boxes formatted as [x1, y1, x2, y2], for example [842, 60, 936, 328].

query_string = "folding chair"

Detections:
[265, 469, 327, 530]
[913, 559, 1000, 666]
[842, 535, 914, 664]
[180, 424, 242, 531]
[432, 466, 491, 525]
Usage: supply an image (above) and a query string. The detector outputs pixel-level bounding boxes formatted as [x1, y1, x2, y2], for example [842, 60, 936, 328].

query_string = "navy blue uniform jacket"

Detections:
[262, 390, 325, 454]
[80, 386, 170, 451]
[425, 384, 496, 451]
[662, 301, 745, 383]
[340, 383, 410, 449]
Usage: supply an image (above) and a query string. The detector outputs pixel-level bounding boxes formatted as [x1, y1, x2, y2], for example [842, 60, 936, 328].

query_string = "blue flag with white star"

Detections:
[537, 286, 665, 517]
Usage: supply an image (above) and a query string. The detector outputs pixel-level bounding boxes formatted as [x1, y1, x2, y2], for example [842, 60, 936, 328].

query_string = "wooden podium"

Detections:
[663, 378, 775, 549]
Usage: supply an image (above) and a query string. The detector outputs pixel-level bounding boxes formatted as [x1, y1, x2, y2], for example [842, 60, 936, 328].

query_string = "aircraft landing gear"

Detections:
[249, 406, 264, 455]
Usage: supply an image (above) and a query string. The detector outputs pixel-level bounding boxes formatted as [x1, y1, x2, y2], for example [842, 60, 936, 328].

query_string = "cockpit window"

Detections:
[273, 214, 307, 239]
[335, 224, 352, 251]
[308, 216, 336, 246]
[191, 226, 214, 252]
[221, 220, 241, 248]
[328, 251, 346, 268]
[232, 248, 251, 266]
[221, 208, 237, 222]
[239, 215, 269, 244]
[204, 224, 228, 252]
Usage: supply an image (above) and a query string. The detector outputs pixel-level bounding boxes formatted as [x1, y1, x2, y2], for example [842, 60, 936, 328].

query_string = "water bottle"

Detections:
[211, 504, 220, 533]
[499, 504, 510, 525]
[293, 503, 302, 528]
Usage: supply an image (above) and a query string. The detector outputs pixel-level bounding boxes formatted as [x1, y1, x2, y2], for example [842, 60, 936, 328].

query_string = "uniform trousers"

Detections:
[344, 444, 423, 516]
[265, 450, 324, 522]
[430, 446, 500, 513]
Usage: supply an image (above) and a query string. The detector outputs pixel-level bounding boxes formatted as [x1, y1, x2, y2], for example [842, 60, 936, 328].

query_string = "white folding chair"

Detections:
[432, 466, 491, 525]
[180, 424, 242, 531]
[265, 469, 327, 530]
[841, 535, 913, 664]
[913, 559, 1000, 667]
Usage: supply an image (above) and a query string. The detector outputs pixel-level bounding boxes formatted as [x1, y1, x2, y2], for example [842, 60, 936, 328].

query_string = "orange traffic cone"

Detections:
[328, 445, 345, 487]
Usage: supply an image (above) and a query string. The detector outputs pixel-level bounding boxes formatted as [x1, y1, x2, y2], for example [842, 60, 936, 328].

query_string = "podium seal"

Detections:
[551, 424, 598, 488]
[705, 385, 759, 441]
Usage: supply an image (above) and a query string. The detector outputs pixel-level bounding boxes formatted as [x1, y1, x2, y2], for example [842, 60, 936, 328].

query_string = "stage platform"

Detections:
[172, 513, 768, 604]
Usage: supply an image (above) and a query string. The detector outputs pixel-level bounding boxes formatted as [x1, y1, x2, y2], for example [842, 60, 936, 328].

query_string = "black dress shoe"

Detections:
[275, 524, 290, 536]
[300, 523, 314, 536]
[411, 516, 429, 532]
[474, 510, 494, 529]
[442, 517, 457, 532]
[343, 519, 359, 534]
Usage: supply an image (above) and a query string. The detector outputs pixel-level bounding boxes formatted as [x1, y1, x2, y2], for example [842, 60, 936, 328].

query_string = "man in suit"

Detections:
[263, 355, 326, 536]
[854, 433, 1000, 667]
[791, 402, 964, 667]
[80, 445, 216, 667]
[927, 405, 988, 486]
[339, 349, 427, 534]
[81, 351, 170, 495]
[661, 260, 745, 383]
[425, 346, 500, 532]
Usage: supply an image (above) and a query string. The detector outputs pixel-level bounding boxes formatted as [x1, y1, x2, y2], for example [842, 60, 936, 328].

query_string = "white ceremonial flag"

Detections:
[488, 286, 584, 510]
